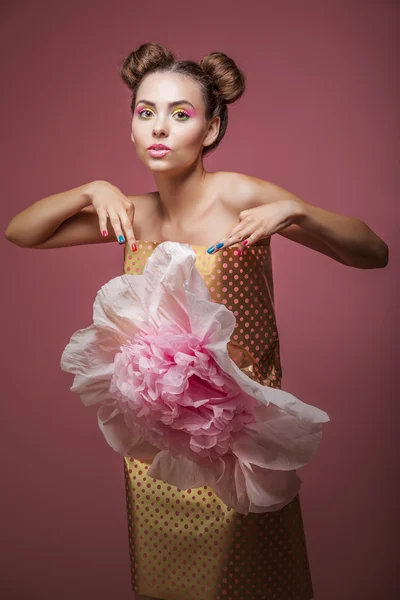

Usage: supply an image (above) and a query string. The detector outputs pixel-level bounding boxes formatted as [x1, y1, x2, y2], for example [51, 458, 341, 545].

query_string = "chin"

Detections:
[146, 156, 196, 174]
[146, 160, 175, 171]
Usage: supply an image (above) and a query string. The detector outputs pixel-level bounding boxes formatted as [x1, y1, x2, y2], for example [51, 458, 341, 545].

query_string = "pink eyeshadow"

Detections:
[184, 108, 196, 117]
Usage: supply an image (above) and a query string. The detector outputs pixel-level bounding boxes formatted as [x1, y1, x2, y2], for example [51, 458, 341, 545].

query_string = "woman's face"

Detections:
[131, 71, 220, 173]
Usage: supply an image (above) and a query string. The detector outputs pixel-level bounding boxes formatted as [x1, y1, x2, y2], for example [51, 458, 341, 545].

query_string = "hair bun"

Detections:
[120, 43, 176, 90]
[199, 52, 246, 104]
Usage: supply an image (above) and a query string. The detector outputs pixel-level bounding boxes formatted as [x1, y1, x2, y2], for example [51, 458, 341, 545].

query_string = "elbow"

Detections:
[342, 244, 389, 269]
[372, 243, 389, 269]
[352, 248, 388, 269]
[5, 228, 17, 244]
[351, 241, 389, 270]
[4, 229, 30, 248]
[372, 230, 389, 268]
[381, 244, 389, 268]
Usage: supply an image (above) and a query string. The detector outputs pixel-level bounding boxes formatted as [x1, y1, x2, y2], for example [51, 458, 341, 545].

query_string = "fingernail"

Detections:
[102, 230, 108, 237]
[242, 240, 248, 246]
[206, 246, 215, 254]
[237, 249, 242, 256]
[118, 235, 125, 243]
[131, 243, 137, 252]
[215, 242, 224, 249]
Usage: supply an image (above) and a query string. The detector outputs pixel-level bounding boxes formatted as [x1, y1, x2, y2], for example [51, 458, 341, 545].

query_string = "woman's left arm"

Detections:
[293, 200, 389, 269]
[211, 174, 389, 269]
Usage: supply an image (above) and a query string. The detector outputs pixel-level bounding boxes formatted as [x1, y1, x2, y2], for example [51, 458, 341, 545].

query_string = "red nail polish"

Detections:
[131, 243, 137, 252]
[242, 240, 248, 246]
[102, 230, 108, 237]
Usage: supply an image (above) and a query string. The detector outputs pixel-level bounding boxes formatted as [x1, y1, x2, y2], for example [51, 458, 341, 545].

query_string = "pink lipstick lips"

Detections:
[147, 143, 171, 158]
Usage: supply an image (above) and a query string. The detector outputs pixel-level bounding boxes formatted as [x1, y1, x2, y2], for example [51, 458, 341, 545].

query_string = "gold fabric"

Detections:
[122, 240, 314, 600]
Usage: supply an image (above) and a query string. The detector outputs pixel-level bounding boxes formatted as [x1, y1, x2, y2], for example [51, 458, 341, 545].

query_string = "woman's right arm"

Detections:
[4, 180, 137, 249]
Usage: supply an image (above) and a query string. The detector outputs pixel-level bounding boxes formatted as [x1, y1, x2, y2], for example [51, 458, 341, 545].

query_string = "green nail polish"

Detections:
[216, 242, 224, 249]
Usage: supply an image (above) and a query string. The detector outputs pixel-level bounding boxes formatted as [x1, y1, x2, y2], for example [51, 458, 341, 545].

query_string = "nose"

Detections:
[152, 117, 169, 137]
[153, 127, 167, 138]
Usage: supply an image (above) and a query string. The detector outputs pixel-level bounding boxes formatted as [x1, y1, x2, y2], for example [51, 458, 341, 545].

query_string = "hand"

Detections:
[206, 198, 304, 254]
[89, 180, 137, 250]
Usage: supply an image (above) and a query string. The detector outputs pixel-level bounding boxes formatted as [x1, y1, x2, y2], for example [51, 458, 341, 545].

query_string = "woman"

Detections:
[5, 43, 388, 600]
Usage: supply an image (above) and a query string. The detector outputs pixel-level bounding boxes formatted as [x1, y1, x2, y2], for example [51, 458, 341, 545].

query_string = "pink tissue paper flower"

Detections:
[60, 242, 329, 514]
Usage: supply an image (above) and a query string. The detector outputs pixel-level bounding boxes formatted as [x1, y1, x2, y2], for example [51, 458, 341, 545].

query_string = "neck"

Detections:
[152, 158, 210, 223]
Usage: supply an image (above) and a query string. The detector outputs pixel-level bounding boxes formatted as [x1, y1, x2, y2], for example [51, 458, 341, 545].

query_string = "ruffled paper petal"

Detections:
[93, 274, 148, 337]
[61, 241, 330, 514]
[60, 276, 148, 406]
[61, 324, 120, 407]
[147, 451, 217, 490]
[97, 404, 159, 460]
[147, 451, 301, 514]
[140, 243, 210, 333]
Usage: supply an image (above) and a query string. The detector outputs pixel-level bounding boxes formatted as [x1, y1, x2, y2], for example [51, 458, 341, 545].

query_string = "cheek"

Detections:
[131, 123, 144, 142]
[177, 125, 205, 148]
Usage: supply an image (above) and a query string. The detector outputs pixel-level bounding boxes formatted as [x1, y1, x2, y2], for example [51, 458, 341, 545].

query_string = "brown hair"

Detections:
[120, 43, 246, 156]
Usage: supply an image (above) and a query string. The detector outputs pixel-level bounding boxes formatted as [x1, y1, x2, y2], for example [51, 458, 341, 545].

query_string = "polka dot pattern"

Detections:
[122, 241, 314, 600]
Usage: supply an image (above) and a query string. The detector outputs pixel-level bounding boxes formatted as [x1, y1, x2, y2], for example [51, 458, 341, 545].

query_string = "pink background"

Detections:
[1, 1, 398, 599]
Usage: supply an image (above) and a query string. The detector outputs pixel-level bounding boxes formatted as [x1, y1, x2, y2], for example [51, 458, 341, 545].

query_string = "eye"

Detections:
[138, 109, 153, 119]
[173, 110, 190, 121]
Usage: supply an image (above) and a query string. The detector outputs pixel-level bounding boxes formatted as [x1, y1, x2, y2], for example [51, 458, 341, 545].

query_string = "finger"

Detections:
[207, 214, 249, 252]
[215, 221, 248, 245]
[119, 208, 137, 252]
[97, 207, 110, 238]
[238, 231, 262, 248]
[208, 225, 254, 253]
[107, 208, 127, 246]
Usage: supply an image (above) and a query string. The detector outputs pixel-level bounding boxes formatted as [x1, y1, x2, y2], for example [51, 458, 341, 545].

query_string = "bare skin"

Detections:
[125, 171, 270, 248]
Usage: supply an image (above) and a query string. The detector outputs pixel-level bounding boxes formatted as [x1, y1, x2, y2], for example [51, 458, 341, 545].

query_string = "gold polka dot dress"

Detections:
[122, 240, 314, 600]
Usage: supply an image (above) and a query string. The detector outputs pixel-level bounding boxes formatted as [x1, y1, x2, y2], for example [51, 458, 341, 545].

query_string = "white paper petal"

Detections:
[140, 242, 211, 332]
[97, 405, 159, 460]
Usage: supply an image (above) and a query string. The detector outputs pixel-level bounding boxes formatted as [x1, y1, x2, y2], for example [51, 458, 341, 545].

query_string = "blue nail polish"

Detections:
[118, 235, 125, 243]
[206, 246, 215, 254]
[216, 242, 224, 249]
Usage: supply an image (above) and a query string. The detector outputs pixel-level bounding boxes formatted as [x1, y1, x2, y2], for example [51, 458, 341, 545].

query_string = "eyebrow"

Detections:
[136, 99, 195, 109]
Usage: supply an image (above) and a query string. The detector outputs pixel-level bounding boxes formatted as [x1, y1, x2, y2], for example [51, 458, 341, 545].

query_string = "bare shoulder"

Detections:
[217, 171, 287, 212]
[217, 172, 349, 264]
